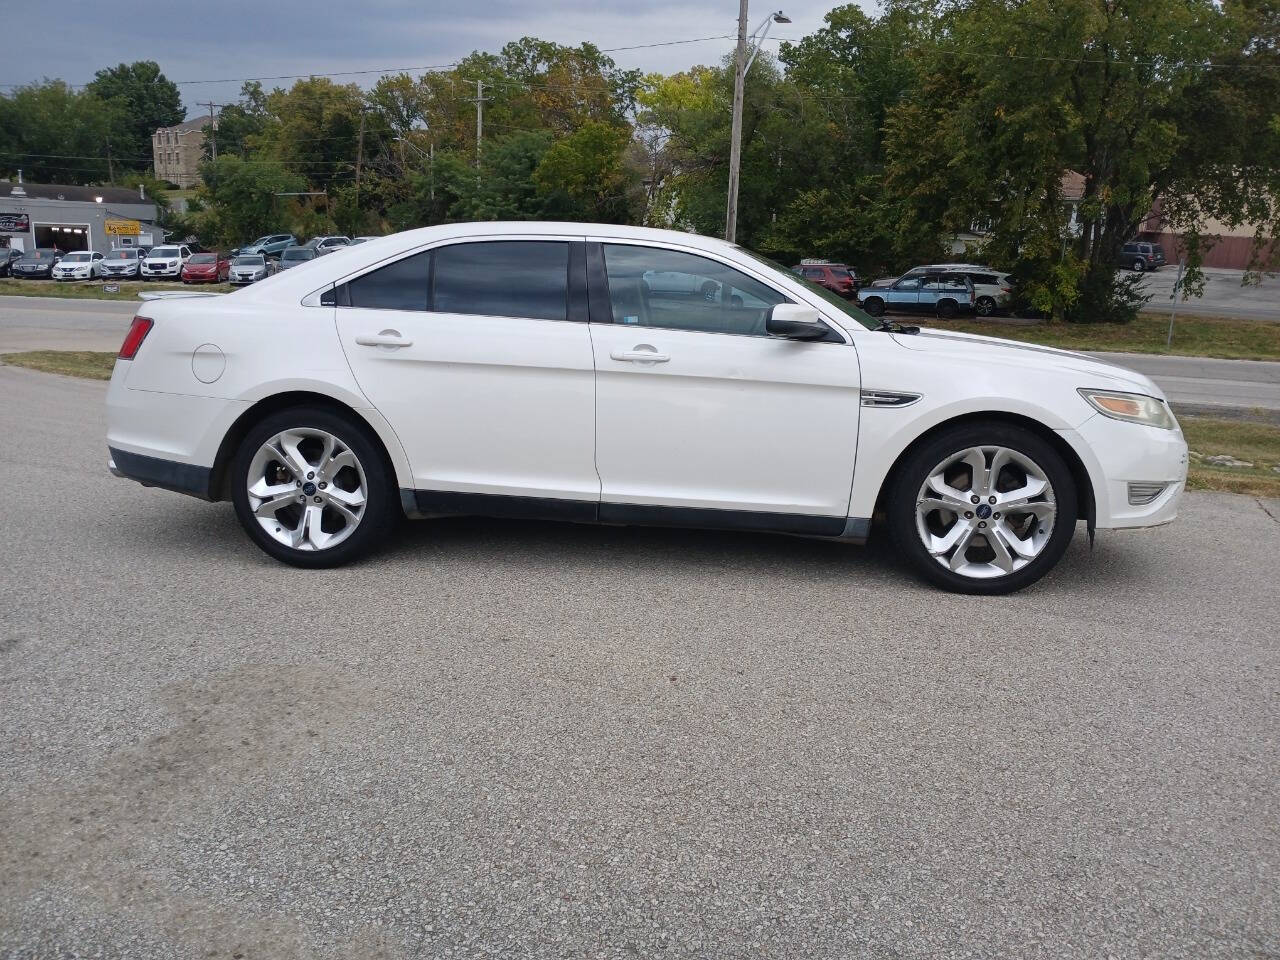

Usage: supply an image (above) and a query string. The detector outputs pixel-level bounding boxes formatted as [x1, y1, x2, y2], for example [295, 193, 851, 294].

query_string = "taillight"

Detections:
[119, 316, 153, 359]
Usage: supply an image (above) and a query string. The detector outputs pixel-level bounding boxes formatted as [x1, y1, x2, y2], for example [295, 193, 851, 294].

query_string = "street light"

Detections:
[725, 6, 790, 242]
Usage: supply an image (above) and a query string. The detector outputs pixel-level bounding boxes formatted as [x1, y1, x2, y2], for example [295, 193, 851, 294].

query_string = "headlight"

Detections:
[1078, 389, 1177, 430]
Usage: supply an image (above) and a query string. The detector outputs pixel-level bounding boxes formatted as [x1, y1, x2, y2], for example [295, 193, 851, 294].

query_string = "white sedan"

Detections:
[51, 250, 103, 280]
[105, 223, 1187, 593]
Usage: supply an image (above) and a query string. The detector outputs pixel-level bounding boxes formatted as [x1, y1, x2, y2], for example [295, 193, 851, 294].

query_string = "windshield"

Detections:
[105, 249, 137, 260]
[189, 254, 217, 264]
[281, 249, 314, 261]
[234, 256, 264, 266]
[63, 253, 93, 262]
[737, 247, 880, 331]
[151, 247, 179, 257]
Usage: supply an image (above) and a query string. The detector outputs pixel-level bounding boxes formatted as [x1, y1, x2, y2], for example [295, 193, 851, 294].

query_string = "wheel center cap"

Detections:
[975, 503, 992, 519]
[302, 481, 317, 496]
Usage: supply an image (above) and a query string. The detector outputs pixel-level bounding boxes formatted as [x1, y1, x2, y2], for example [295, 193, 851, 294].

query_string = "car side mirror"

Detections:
[766, 303, 829, 341]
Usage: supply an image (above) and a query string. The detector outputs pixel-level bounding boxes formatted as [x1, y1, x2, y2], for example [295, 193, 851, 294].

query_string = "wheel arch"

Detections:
[871, 410, 1096, 533]
[209, 390, 408, 504]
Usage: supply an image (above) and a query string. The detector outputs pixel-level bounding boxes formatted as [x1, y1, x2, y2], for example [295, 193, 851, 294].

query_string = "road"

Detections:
[1138, 266, 1280, 322]
[3, 294, 1280, 415]
[1087, 351, 1280, 414]
[1, 365, 1277, 959]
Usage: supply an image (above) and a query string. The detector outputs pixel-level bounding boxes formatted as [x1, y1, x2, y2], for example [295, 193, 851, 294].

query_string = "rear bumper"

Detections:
[108, 447, 213, 500]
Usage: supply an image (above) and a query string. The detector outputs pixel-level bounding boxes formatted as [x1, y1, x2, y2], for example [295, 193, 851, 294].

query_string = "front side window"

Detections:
[433, 241, 568, 321]
[894, 277, 922, 291]
[601, 244, 786, 337]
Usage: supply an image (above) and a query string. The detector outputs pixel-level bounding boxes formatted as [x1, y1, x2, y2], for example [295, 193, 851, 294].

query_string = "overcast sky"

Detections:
[3, 1, 868, 116]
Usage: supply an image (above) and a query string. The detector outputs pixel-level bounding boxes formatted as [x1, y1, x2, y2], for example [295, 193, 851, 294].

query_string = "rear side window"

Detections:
[971, 273, 998, 285]
[433, 241, 568, 321]
[801, 267, 824, 279]
[347, 251, 430, 310]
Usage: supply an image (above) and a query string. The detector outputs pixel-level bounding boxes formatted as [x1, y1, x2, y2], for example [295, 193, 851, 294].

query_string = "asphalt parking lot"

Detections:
[1, 365, 1278, 959]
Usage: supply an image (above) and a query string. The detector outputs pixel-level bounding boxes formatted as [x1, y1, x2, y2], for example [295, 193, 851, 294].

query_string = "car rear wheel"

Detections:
[1132, 258, 1145, 272]
[231, 408, 396, 568]
[975, 296, 996, 317]
[862, 297, 885, 317]
[887, 421, 1078, 594]
[936, 299, 959, 319]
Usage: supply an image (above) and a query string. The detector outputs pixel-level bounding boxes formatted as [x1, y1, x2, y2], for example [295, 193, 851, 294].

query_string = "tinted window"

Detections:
[348, 250, 430, 310]
[433, 242, 568, 321]
[830, 268, 853, 280]
[801, 267, 824, 279]
[602, 244, 786, 337]
[970, 273, 997, 285]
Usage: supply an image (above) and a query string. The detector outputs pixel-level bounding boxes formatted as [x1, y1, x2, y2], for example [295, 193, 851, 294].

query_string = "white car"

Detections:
[932, 263, 1015, 316]
[105, 223, 1187, 593]
[51, 250, 103, 281]
[142, 244, 192, 280]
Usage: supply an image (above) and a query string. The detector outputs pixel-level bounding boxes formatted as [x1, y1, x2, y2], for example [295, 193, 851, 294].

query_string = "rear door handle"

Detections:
[355, 330, 413, 349]
[610, 348, 670, 363]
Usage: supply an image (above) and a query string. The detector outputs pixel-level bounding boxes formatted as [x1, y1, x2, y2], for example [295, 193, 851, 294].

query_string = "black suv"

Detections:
[1120, 241, 1166, 272]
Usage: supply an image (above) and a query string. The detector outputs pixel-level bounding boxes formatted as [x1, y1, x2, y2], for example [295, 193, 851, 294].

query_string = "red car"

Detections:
[793, 261, 859, 299]
[181, 252, 230, 284]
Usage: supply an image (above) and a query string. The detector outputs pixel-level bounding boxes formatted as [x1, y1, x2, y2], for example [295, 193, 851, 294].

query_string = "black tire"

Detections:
[1132, 258, 1145, 273]
[936, 299, 958, 320]
[975, 296, 996, 317]
[863, 297, 885, 317]
[230, 406, 397, 568]
[886, 421, 1078, 594]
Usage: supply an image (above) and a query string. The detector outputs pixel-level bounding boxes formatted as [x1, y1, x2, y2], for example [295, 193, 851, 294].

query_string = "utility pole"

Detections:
[106, 139, 115, 182]
[196, 101, 221, 160]
[354, 108, 367, 208]
[725, 0, 749, 243]
[465, 80, 491, 174]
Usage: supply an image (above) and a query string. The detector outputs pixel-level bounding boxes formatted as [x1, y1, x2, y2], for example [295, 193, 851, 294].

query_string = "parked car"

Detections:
[106, 222, 1187, 594]
[240, 234, 297, 258]
[11, 248, 63, 279]
[928, 263, 1014, 317]
[303, 235, 352, 256]
[142, 245, 192, 280]
[856, 268, 975, 318]
[277, 246, 317, 270]
[0, 247, 25, 277]
[100, 248, 144, 279]
[181, 252, 231, 284]
[52, 250, 105, 281]
[1121, 241, 1166, 272]
[228, 253, 273, 285]
[793, 261, 859, 299]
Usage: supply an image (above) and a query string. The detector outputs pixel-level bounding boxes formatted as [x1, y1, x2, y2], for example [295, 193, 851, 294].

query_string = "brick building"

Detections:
[152, 115, 214, 188]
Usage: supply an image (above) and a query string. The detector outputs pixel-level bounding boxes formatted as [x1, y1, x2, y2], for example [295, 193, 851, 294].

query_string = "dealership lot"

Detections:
[1, 364, 1277, 958]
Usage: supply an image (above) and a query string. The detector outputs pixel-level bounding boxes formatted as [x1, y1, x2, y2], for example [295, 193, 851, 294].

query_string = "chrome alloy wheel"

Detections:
[914, 445, 1057, 579]
[245, 428, 368, 551]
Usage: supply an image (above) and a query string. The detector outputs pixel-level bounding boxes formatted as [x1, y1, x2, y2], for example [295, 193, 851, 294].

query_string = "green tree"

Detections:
[85, 61, 184, 173]
[0, 81, 125, 183]
[191, 155, 306, 246]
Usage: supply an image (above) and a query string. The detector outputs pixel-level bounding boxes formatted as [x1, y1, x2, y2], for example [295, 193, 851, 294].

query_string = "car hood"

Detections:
[891, 326, 1164, 396]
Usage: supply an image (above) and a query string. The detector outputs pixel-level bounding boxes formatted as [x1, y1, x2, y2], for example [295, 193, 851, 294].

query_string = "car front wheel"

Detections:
[862, 297, 885, 317]
[1132, 259, 1145, 272]
[887, 422, 1078, 594]
[231, 408, 396, 568]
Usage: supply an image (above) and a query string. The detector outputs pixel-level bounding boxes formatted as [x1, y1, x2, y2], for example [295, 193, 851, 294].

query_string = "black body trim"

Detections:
[585, 242, 612, 324]
[567, 242, 589, 324]
[598, 502, 846, 537]
[410, 490, 597, 524]
[109, 447, 213, 500]
[403, 488, 855, 539]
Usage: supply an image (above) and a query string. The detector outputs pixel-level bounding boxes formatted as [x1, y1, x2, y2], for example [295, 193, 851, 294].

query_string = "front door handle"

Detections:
[355, 330, 413, 349]
[610, 347, 670, 363]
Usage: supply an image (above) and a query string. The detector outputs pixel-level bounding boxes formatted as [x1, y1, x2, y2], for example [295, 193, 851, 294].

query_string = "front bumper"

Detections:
[1058, 413, 1188, 530]
[143, 265, 181, 278]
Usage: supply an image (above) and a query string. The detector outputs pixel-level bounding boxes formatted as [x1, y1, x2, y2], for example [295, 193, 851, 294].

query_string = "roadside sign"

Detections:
[102, 283, 120, 293]
[105, 218, 140, 236]
[0, 212, 30, 233]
